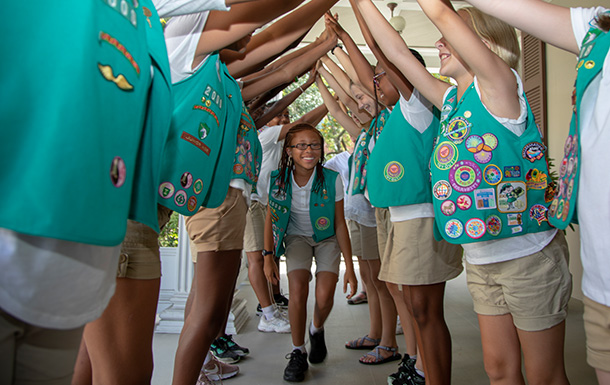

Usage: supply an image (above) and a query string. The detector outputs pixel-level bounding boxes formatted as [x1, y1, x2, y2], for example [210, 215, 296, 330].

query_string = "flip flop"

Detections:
[347, 291, 367, 305]
[345, 335, 381, 350]
[358, 346, 402, 365]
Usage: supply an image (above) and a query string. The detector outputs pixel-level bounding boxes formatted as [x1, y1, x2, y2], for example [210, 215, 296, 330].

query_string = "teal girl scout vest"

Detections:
[268, 168, 338, 256]
[157, 53, 243, 214]
[367, 102, 439, 208]
[350, 109, 390, 195]
[430, 84, 553, 244]
[0, 1, 160, 246]
[549, 12, 610, 229]
[230, 105, 262, 187]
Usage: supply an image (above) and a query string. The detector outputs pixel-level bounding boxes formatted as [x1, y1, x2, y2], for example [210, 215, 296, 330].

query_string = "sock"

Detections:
[204, 351, 212, 366]
[262, 305, 275, 320]
[310, 322, 323, 335]
[411, 354, 417, 361]
[416, 368, 425, 378]
[293, 344, 307, 353]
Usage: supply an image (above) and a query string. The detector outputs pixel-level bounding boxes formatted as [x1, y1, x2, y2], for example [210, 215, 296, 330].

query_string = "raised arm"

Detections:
[465, 0, 577, 54]
[318, 65, 372, 125]
[320, 55, 353, 96]
[353, 0, 448, 108]
[296, 104, 329, 127]
[316, 75, 362, 137]
[332, 47, 359, 86]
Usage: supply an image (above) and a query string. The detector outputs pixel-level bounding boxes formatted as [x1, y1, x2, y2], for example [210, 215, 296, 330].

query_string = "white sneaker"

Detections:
[200, 356, 239, 381]
[258, 310, 291, 333]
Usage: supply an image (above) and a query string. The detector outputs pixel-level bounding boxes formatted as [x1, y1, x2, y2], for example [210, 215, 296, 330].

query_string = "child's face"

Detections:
[350, 84, 376, 117]
[374, 66, 399, 106]
[287, 130, 322, 172]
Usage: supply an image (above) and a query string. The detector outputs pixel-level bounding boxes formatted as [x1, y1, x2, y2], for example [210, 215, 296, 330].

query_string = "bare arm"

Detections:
[334, 200, 357, 299]
[317, 65, 372, 124]
[333, 48, 359, 85]
[316, 75, 362, 137]
[465, 0, 577, 54]
[320, 55, 352, 95]
[296, 104, 329, 127]
[263, 206, 280, 285]
[353, 0, 449, 108]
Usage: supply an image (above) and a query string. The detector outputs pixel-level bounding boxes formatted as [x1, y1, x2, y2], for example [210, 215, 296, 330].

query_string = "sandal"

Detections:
[347, 291, 367, 305]
[358, 345, 402, 365]
[345, 335, 381, 350]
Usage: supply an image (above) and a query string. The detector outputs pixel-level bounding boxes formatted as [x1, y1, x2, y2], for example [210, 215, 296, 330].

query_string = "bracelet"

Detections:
[262, 249, 274, 257]
[299, 86, 304, 92]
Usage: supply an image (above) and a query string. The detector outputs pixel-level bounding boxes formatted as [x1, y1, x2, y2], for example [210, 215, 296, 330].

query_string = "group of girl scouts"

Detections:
[1, 0, 608, 385]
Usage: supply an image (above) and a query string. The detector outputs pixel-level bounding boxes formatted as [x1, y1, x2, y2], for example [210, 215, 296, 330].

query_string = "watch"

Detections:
[262, 249, 274, 257]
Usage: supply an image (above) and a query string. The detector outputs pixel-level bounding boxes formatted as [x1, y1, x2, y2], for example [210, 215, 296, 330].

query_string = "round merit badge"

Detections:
[315, 217, 330, 231]
[445, 219, 463, 239]
[483, 164, 503, 185]
[433, 180, 452, 200]
[456, 194, 472, 210]
[193, 179, 203, 195]
[465, 218, 486, 239]
[449, 160, 482, 193]
[434, 141, 458, 170]
[486, 215, 502, 236]
[522, 142, 546, 163]
[174, 190, 187, 207]
[384, 161, 404, 182]
[110, 156, 126, 188]
[181, 172, 193, 189]
[445, 117, 470, 143]
[159, 182, 175, 199]
[187, 196, 198, 212]
[441, 200, 456, 216]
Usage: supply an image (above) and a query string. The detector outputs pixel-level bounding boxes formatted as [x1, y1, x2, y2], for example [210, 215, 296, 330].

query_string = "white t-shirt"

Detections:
[571, 7, 610, 306]
[154, 0, 228, 17]
[388, 90, 436, 222]
[251, 125, 285, 205]
[286, 171, 345, 236]
[348, 130, 378, 227]
[451, 72, 556, 265]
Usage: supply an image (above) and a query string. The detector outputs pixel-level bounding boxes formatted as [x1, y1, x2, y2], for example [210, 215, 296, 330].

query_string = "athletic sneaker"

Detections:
[256, 293, 289, 315]
[196, 372, 217, 385]
[258, 310, 291, 333]
[201, 356, 239, 381]
[308, 329, 327, 364]
[219, 334, 249, 357]
[283, 350, 309, 382]
[388, 354, 416, 385]
[395, 370, 425, 385]
[210, 337, 241, 364]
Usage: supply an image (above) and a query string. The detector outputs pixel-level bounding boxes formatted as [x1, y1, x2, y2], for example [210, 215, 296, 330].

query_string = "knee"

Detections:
[483, 356, 521, 383]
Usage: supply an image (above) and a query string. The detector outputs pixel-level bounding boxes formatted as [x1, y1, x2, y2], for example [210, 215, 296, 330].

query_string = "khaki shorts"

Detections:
[347, 220, 379, 260]
[379, 217, 463, 285]
[0, 309, 84, 385]
[375, 208, 391, 260]
[117, 205, 173, 279]
[284, 235, 341, 278]
[466, 231, 572, 332]
[243, 201, 266, 252]
[187, 187, 247, 259]
[583, 296, 610, 371]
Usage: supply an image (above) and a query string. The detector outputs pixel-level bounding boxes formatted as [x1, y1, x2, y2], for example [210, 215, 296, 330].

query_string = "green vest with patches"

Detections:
[0, 0, 155, 246]
[549, 13, 610, 229]
[349, 109, 389, 195]
[367, 102, 439, 208]
[230, 105, 262, 187]
[430, 84, 553, 244]
[158, 53, 242, 214]
[268, 168, 338, 256]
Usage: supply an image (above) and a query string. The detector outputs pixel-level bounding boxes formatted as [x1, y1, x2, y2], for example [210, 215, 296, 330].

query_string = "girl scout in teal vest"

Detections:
[352, 0, 572, 382]
[263, 124, 357, 382]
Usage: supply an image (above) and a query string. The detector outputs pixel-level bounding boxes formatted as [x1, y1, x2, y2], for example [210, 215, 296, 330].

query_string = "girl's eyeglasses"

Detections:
[289, 143, 322, 150]
[373, 71, 386, 85]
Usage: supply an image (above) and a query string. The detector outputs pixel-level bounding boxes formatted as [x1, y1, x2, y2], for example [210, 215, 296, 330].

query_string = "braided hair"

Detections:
[276, 123, 326, 195]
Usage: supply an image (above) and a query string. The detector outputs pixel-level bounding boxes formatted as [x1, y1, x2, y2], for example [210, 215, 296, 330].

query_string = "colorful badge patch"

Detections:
[110, 156, 126, 188]
[384, 161, 404, 182]
[522, 142, 546, 163]
[445, 219, 463, 239]
[434, 141, 459, 170]
[559, 158, 568, 178]
[199, 122, 210, 140]
[456, 194, 472, 210]
[187, 196, 198, 212]
[564, 135, 576, 156]
[504, 166, 521, 178]
[98, 64, 134, 91]
[507, 213, 523, 226]
[180, 172, 193, 189]
[529, 204, 548, 225]
[174, 190, 187, 207]
[486, 215, 502, 236]
[193, 179, 203, 195]
[233, 164, 244, 175]
[567, 156, 577, 176]
[433, 180, 452, 200]
[473, 188, 497, 210]
[525, 169, 548, 190]
[544, 181, 557, 203]
[548, 199, 558, 219]
[567, 178, 575, 200]
[315, 217, 331, 231]
[465, 133, 498, 165]
[159, 182, 175, 199]
[445, 117, 471, 143]
[441, 200, 456, 216]
[465, 218, 486, 239]
[483, 164, 502, 185]
[497, 182, 527, 213]
[562, 200, 570, 221]
[449, 160, 482, 193]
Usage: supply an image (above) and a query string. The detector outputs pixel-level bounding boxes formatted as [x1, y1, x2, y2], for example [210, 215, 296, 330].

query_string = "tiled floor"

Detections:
[152, 268, 597, 385]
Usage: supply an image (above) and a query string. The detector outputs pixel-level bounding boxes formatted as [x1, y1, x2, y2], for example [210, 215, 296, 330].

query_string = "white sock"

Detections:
[292, 344, 306, 353]
[262, 305, 275, 320]
[416, 368, 425, 378]
[309, 322, 323, 335]
[204, 351, 212, 366]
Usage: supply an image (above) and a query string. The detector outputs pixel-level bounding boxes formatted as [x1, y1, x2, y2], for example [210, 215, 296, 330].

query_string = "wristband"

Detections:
[262, 249, 274, 257]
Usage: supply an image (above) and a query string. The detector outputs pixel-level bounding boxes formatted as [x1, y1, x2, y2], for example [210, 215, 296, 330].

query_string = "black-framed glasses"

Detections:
[289, 143, 322, 150]
[373, 71, 386, 85]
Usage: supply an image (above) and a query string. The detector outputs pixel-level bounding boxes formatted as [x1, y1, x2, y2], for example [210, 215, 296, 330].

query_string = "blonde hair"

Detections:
[461, 7, 521, 71]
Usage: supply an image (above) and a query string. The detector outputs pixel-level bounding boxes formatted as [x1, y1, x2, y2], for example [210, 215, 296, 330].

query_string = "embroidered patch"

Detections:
[233, 164, 244, 174]
[445, 117, 471, 143]
[441, 200, 456, 216]
[483, 164, 502, 185]
[174, 190, 187, 207]
[465, 218, 486, 239]
[544, 181, 557, 203]
[433, 180, 452, 200]
[384, 161, 404, 182]
[511, 225, 523, 234]
[486, 215, 502, 236]
[159, 182, 175, 199]
[548, 199, 559, 218]
[434, 141, 459, 170]
[529, 204, 548, 225]
[525, 169, 548, 190]
[181, 131, 211, 156]
[473, 188, 497, 210]
[193, 179, 203, 195]
[445, 219, 463, 239]
[564, 135, 576, 156]
[193, 105, 219, 126]
[199, 122, 210, 140]
[567, 156, 577, 176]
[456, 194, 472, 210]
[187, 196, 198, 212]
[473, 150, 493, 164]
[504, 166, 521, 178]
[180, 172, 193, 189]
[449, 160, 482, 193]
[102, 0, 138, 27]
[98, 63, 134, 91]
[507, 213, 523, 226]
[567, 178, 575, 200]
[556, 199, 565, 219]
[562, 200, 570, 221]
[99, 32, 140, 75]
[559, 158, 568, 178]
[497, 182, 527, 213]
[110, 156, 126, 188]
[315, 217, 331, 231]
[522, 142, 546, 163]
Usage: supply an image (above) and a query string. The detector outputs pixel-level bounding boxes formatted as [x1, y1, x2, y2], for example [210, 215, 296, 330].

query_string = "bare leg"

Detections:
[312, 271, 339, 329]
[72, 278, 160, 385]
[288, 270, 311, 346]
[247, 250, 273, 308]
[518, 321, 570, 385]
[387, 282, 418, 357]
[171, 250, 241, 385]
[478, 314, 525, 385]
[596, 369, 610, 385]
[355, 256, 382, 340]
